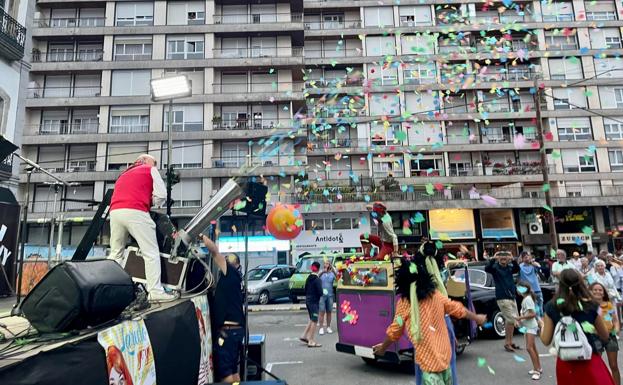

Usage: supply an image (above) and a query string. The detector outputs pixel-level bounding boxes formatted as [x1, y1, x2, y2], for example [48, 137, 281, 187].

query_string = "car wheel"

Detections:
[258, 291, 270, 305]
[290, 295, 299, 304]
[491, 310, 506, 338]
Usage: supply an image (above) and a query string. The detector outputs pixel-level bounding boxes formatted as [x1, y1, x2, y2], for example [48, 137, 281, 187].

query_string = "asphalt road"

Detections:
[248, 310, 618, 385]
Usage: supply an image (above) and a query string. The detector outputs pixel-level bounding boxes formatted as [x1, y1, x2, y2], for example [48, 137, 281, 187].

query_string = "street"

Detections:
[249, 310, 607, 385]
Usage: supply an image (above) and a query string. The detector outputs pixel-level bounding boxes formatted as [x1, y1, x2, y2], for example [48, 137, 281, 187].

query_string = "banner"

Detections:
[98, 320, 157, 385]
[481, 209, 517, 239]
[191, 296, 214, 385]
[0, 201, 20, 296]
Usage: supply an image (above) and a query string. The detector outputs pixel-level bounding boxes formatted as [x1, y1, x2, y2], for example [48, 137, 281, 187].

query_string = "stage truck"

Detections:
[335, 259, 477, 365]
[1, 179, 286, 385]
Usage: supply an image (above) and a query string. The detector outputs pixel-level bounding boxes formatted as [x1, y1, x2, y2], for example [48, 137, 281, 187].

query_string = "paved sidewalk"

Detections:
[248, 303, 306, 312]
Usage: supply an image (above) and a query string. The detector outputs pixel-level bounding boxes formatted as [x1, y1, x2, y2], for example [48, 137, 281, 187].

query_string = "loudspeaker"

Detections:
[21, 260, 136, 333]
[123, 247, 189, 291]
[236, 182, 268, 216]
[242, 334, 266, 381]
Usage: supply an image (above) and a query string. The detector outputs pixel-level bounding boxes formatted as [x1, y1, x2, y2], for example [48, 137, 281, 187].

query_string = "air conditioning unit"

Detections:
[528, 221, 543, 235]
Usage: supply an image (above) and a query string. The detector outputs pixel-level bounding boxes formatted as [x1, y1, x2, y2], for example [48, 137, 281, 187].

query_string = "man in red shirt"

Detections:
[107, 154, 176, 301]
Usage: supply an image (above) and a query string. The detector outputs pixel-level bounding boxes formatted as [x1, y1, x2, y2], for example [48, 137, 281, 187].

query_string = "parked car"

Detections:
[288, 253, 353, 303]
[449, 262, 555, 338]
[246, 264, 296, 305]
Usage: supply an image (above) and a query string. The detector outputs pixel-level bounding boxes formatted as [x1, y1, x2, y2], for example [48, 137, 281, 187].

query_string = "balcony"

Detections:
[304, 48, 362, 59]
[304, 19, 362, 30]
[27, 86, 101, 99]
[213, 46, 303, 59]
[109, 124, 149, 134]
[31, 49, 104, 63]
[213, 117, 297, 130]
[35, 122, 99, 135]
[0, 8, 26, 60]
[214, 13, 302, 24]
[34, 17, 105, 28]
[32, 199, 96, 213]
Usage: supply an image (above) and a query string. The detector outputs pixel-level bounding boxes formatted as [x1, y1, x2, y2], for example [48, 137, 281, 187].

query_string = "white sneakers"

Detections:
[148, 290, 178, 302]
[318, 327, 333, 335]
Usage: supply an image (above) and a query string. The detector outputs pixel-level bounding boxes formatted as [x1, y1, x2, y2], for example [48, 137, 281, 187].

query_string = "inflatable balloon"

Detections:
[266, 204, 302, 240]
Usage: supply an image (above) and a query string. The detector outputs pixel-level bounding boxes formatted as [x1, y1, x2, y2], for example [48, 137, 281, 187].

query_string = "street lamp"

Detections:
[150, 75, 192, 217]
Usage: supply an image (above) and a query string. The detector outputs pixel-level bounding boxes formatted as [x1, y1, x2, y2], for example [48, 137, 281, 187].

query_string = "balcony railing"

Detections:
[304, 19, 362, 30]
[31, 49, 104, 63]
[109, 124, 149, 134]
[34, 17, 105, 28]
[212, 118, 298, 130]
[542, 14, 574, 22]
[32, 200, 97, 213]
[213, 46, 303, 59]
[213, 82, 305, 94]
[66, 160, 96, 172]
[214, 13, 302, 24]
[36, 122, 100, 135]
[280, 185, 623, 205]
[113, 52, 152, 61]
[304, 48, 362, 59]
[0, 7, 26, 60]
[305, 77, 364, 88]
[212, 155, 298, 168]
[27, 86, 102, 98]
[586, 11, 617, 21]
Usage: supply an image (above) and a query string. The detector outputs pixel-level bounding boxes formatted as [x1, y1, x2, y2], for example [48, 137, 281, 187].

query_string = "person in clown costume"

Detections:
[360, 202, 399, 260]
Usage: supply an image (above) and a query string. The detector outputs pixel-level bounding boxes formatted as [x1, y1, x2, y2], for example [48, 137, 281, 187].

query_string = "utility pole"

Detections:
[534, 77, 558, 252]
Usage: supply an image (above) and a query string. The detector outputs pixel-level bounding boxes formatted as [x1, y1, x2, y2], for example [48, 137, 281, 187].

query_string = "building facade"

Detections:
[1, 0, 28, 186]
[19, 0, 623, 263]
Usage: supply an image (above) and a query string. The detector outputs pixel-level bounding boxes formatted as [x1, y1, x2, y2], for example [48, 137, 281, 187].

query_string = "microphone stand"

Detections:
[11, 153, 72, 316]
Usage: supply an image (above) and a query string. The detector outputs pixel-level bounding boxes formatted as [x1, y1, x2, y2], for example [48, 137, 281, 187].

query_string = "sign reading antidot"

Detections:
[293, 228, 366, 251]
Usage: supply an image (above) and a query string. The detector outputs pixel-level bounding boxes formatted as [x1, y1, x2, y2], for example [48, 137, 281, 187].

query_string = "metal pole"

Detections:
[534, 78, 558, 252]
[55, 213, 64, 266]
[167, 98, 173, 217]
[242, 216, 250, 381]
[48, 184, 59, 267]
[12, 169, 32, 316]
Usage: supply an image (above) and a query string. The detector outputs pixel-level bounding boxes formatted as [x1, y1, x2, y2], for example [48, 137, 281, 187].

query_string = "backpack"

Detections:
[552, 315, 593, 361]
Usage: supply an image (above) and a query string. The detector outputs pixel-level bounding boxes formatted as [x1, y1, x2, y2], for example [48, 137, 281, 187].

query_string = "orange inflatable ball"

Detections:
[266, 204, 302, 240]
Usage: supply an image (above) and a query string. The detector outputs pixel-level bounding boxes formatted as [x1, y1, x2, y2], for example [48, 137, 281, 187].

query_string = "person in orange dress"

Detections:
[373, 256, 486, 385]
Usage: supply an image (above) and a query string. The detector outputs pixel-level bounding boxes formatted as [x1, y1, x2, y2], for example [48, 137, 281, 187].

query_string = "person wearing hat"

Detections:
[360, 202, 398, 260]
[571, 251, 582, 270]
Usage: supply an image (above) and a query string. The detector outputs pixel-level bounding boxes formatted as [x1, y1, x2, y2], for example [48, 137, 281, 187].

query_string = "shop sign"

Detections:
[429, 209, 476, 239]
[293, 228, 365, 251]
[559, 233, 592, 245]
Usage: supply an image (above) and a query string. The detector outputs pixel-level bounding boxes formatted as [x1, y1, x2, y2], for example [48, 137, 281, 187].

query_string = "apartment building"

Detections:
[0, 0, 27, 187]
[19, 0, 623, 262]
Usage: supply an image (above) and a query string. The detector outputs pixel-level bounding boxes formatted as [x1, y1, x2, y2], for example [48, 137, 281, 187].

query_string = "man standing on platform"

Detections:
[360, 202, 398, 260]
[202, 235, 245, 384]
[107, 154, 176, 301]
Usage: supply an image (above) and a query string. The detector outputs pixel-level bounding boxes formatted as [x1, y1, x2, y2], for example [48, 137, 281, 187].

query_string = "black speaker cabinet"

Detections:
[123, 247, 190, 290]
[242, 334, 266, 381]
[21, 260, 135, 333]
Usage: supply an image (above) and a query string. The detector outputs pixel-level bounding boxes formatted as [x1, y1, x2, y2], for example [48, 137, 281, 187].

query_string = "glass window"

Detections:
[609, 150, 623, 171]
[605, 118, 623, 140]
[340, 267, 389, 287]
[247, 268, 270, 281]
[111, 70, 151, 96]
[364, 7, 394, 27]
[116, 2, 153, 26]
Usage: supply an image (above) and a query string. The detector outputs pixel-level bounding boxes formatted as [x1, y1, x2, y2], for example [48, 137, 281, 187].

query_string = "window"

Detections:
[111, 70, 150, 96]
[542, 2, 574, 20]
[114, 36, 152, 61]
[368, 65, 398, 86]
[369, 93, 401, 116]
[616, 89, 623, 108]
[578, 154, 596, 172]
[219, 142, 249, 168]
[403, 63, 436, 84]
[399, 6, 432, 26]
[107, 143, 148, 170]
[171, 179, 201, 208]
[164, 68, 204, 94]
[373, 159, 403, 177]
[599, 87, 623, 109]
[71, 109, 99, 134]
[166, 35, 204, 60]
[549, 59, 583, 80]
[164, 104, 203, 132]
[167, 1, 205, 25]
[220, 37, 248, 58]
[366, 36, 396, 56]
[251, 37, 277, 58]
[563, 150, 596, 173]
[411, 158, 442, 176]
[162, 140, 202, 169]
[556, 118, 592, 141]
[590, 28, 622, 49]
[364, 7, 394, 27]
[552, 87, 586, 109]
[595, 58, 623, 78]
[605, 118, 623, 140]
[109, 106, 149, 133]
[115, 2, 153, 26]
[41, 110, 69, 134]
[67, 145, 96, 172]
[401, 34, 435, 55]
[38, 145, 66, 172]
[545, 33, 578, 50]
[371, 122, 400, 145]
[610, 150, 623, 171]
[322, 14, 344, 29]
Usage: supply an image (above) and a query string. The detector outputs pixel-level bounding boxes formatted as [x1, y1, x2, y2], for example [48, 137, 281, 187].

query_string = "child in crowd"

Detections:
[515, 281, 543, 381]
